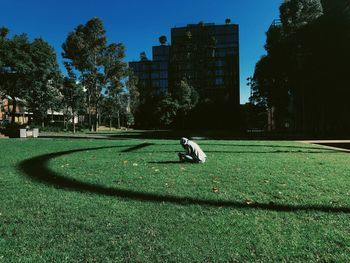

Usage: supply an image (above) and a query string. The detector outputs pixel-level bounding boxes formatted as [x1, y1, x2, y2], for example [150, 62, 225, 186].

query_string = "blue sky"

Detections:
[1, 0, 282, 103]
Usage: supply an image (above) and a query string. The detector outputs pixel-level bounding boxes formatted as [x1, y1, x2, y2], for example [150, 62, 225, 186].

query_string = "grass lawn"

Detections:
[1, 136, 350, 262]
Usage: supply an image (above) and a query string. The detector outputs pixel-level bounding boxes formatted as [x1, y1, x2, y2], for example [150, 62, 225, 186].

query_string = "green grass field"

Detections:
[1, 137, 350, 262]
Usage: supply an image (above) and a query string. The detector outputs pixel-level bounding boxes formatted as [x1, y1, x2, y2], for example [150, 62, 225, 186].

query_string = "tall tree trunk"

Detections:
[11, 96, 17, 124]
[87, 91, 92, 131]
[72, 110, 76, 134]
[65, 106, 69, 130]
[94, 91, 99, 132]
[117, 111, 120, 128]
[93, 114, 97, 132]
[93, 100, 98, 132]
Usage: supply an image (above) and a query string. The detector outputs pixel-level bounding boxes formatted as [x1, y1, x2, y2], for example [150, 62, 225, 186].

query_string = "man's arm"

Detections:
[185, 145, 193, 155]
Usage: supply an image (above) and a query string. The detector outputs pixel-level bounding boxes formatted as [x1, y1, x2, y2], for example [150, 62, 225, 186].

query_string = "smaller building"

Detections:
[129, 44, 170, 95]
[0, 96, 30, 125]
[129, 57, 152, 94]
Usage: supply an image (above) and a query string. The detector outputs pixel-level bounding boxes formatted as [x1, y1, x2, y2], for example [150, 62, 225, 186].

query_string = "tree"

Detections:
[100, 90, 131, 129]
[61, 76, 85, 133]
[62, 17, 126, 131]
[250, 0, 323, 131]
[125, 69, 139, 122]
[155, 92, 178, 127]
[250, 0, 350, 135]
[0, 28, 63, 127]
[280, 0, 323, 35]
[99, 95, 119, 129]
[172, 78, 199, 128]
[0, 30, 33, 124]
[25, 38, 61, 127]
[102, 42, 127, 95]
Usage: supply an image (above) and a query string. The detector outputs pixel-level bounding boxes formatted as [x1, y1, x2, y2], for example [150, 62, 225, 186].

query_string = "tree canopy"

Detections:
[0, 28, 60, 125]
[62, 17, 127, 131]
[250, 0, 350, 135]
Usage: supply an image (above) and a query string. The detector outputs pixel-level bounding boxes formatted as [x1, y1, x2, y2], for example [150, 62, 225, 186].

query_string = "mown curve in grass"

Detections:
[18, 143, 350, 213]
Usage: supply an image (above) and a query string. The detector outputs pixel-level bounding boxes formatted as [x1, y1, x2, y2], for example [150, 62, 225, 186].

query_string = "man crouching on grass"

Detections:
[178, 137, 206, 163]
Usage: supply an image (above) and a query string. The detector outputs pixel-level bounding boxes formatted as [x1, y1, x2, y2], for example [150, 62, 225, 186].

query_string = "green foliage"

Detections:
[61, 77, 86, 132]
[250, 0, 350, 134]
[0, 32, 33, 115]
[62, 17, 127, 131]
[62, 17, 106, 132]
[172, 78, 199, 125]
[125, 69, 139, 115]
[100, 94, 123, 128]
[61, 78, 85, 113]
[62, 17, 107, 72]
[0, 27, 9, 39]
[25, 38, 62, 126]
[280, 0, 323, 34]
[137, 79, 199, 128]
[103, 43, 127, 91]
[155, 92, 179, 126]
[0, 29, 61, 125]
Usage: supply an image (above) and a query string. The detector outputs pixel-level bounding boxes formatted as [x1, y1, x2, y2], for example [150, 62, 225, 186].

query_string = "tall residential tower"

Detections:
[129, 20, 240, 128]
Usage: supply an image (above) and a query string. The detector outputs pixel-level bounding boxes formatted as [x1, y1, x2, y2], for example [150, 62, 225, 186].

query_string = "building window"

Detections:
[141, 64, 150, 71]
[215, 78, 224, 85]
[152, 62, 159, 70]
[160, 62, 168, 70]
[215, 60, 224, 67]
[151, 72, 160, 79]
[215, 69, 224, 76]
[140, 73, 149, 79]
[152, 80, 159, 87]
[159, 79, 168, 88]
[160, 71, 168, 78]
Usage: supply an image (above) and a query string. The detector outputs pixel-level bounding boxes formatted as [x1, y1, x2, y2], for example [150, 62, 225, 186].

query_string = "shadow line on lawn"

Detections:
[143, 150, 339, 154]
[18, 143, 350, 213]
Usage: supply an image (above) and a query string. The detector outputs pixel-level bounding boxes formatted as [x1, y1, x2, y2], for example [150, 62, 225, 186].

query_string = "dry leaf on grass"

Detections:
[245, 199, 253, 205]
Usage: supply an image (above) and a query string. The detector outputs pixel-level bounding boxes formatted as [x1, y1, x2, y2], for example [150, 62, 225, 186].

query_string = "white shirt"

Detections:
[185, 140, 206, 163]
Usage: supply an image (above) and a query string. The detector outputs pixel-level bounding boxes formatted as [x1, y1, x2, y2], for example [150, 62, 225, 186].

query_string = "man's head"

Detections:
[180, 137, 189, 146]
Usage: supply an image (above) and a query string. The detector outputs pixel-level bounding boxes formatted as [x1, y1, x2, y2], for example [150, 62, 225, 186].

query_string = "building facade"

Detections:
[170, 22, 239, 106]
[129, 57, 152, 95]
[151, 45, 170, 94]
[129, 45, 170, 96]
[129, 20, 240, 128]
[0, 97, 29, 125]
